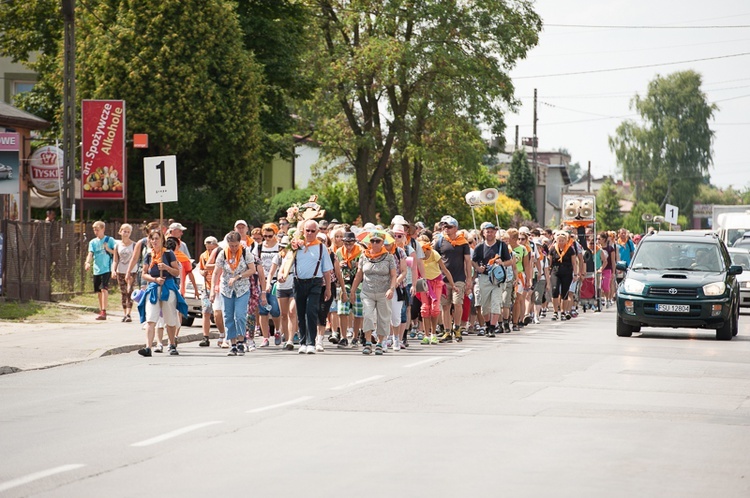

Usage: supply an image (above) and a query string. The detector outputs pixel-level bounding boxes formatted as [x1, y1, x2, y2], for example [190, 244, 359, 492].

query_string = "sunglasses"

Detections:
[305, 229, 317, 233]
[371, 239, 383, 244]
[263, 234, 275, 239]
[344, 241, 355, 244]
[519, 237, 527, 241]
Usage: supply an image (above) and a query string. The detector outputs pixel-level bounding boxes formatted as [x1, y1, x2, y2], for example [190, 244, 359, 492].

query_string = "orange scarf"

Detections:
[617, 236, 629, 246]
[445, 233, 468, 247]
[341, 243, 362, 268]
[554, 239, 574, 263]
[224, 246, 243, 272]
[365, 245, 387, 260]
[303, 239, 322, 252]
[149, 248, 165, 270]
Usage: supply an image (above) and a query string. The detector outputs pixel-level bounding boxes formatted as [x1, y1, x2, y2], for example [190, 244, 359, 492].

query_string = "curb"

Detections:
[1, 332, 223, 376]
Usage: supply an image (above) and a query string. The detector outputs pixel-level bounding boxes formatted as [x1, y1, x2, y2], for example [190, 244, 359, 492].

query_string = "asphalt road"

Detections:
[2, 308, 750, 497]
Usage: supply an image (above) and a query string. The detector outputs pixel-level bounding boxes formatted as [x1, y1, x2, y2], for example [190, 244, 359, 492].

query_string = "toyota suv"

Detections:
[616, 231, 742, 340]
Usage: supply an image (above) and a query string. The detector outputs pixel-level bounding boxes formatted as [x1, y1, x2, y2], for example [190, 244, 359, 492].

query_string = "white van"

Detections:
[715, 212, 750, 247]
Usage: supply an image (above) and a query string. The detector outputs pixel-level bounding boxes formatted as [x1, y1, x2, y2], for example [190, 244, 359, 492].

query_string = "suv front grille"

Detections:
[648, 287, 698, 298]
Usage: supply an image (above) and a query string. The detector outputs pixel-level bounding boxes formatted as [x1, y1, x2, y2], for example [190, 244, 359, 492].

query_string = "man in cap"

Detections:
[471, 222, 513, 337]
[233, 220, 256, 250]
[433, 215, 472, 342]
[198, 236, 225, 347]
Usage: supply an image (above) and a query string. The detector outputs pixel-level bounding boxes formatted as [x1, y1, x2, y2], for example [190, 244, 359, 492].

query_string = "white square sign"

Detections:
[664, 203, 679, 225]
[143, 155, 178, 204]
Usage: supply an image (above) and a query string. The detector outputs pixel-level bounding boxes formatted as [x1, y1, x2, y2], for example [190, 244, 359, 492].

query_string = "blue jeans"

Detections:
[224, 290, 250, 341]
[258, 291, 281, 317]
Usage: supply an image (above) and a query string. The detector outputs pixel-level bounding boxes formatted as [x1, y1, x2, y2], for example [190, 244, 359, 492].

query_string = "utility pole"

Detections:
[533, 88, 544, 223]
[587, 160, 592, 193]
[62, 0, 76, 221]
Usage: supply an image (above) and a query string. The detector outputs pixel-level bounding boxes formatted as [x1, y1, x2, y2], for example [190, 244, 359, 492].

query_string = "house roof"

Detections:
[0, 101, 49, 130]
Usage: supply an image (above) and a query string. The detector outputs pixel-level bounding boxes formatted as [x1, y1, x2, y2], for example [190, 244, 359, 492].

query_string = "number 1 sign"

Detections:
[143, 155, 178, 204]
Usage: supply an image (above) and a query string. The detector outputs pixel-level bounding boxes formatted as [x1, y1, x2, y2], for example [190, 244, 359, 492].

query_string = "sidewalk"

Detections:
[0, 305, 215, 375]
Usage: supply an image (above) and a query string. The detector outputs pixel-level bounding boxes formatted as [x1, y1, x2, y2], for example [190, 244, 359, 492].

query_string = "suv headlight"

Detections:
[703, 281, 726, 296]
[622, 278, 645, 295]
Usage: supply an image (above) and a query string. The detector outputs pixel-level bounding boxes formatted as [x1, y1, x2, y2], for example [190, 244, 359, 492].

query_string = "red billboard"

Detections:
[81, 100, 126, 199]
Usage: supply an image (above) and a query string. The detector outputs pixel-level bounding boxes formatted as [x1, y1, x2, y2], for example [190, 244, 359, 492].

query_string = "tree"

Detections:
[567, 161, 582, 183]
[506, 149, 536, 219]
[609, 70, 717, 216]
[303, 0, 542, 222]
[596, 177, 622, 231]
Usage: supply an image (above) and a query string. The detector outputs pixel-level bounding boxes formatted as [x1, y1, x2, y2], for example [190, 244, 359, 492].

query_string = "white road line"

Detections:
[403, 357, 444, 368]
[131, 421, 223, 447]
[246, 396, 314, 414]
[0, 464, 86, 493]
[331, 375, 385, 390]
[455, 348, 473, 354]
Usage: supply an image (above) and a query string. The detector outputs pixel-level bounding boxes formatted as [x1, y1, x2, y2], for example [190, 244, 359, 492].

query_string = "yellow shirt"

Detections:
[423, 250, 442, 280]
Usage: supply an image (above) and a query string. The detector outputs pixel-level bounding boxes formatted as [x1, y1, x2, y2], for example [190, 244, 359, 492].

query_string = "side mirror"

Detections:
[728, 265, 743, 276]
[616, 261, 628, 272]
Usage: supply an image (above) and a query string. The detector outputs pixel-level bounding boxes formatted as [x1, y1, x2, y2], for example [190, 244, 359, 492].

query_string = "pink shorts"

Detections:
[601, 269, 612, 290]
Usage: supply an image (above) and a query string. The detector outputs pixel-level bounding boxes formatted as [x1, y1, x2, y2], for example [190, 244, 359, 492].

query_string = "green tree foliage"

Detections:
[303, 0, 541, 222]
[506, 149, 536, 219]
[694, 184, 743, 206]
[622, 201, 661, 235]
[473, 194, 531, 230]
[609, 70, 717, 216]
[267, 188, 325, 222]
[567, 162, 582, 183]
[596, 177, 622, 231]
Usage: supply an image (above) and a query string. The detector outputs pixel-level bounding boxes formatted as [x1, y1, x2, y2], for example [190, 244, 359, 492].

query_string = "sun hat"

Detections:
[204, 236, 218, 245]
[391, 215, 408, 226]
[392, 224, 406, 235]
[169, 222, 187, 231]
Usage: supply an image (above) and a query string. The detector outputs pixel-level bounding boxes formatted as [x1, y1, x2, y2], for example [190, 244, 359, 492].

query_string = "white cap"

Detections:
[391, 215, 408, 226]
[234, 220, 248, 228]
[169, 222, 187, 231]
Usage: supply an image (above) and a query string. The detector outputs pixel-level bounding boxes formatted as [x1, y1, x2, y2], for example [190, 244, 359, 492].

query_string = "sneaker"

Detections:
[362, 342, 372, 355]
[154, 343, 164, 353]
[315, 336, 325, 352]
[402, 339, 409, 349]
[409, 327, 417, 339]
[96, 311, 106, 320]
[551, 312, 559, 321]
[347, 328, 354, 339]
[308, 344, 317, 354]
[138, 347, 151, 357]
[199, 336, 210, 347]
[246, 341, 257, 352]
[293, 334, 300, 345]
[237, 342, 246, 355]
[417, 332, 424, 341]
[228, 346, 238, 356]
[284, 341, 295, 351]
[274, 332, 282, 346]
[523, 314, 532, 325]
[477, 327, 486, 337]
[220, 340, 230, 349]
[337, 338, 349, 349]
[438, 331, 453, 343]
[486, 325, 496, 338]
[298, 345, 307, 354]
[260, 338, 270, 348]
[169, 344, 179, 356]
[570, 310, 577, 318]
[533, 315, 540, 324]
[329, 330, 340, 344]
[512, 324, 520, 332]
[455, 328, 463, 343]
[121, 316, 127, 323]
[124, 315, 132, 323]
[421, 335, 430, 345]
[503, 321, 511, 334]
[435, 324, 445, 334]
[393, 338, 401, 351]
[254, 326, 262, 337]
[381, 340, 388, 353]
[375, 343, 384, 355]
[429, 335, 439, 345]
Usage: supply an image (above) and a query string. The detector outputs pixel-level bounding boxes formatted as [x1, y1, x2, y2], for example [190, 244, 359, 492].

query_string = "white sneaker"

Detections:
[307, 344, 316, 354]
[346, 328, 354, 339]
[315, 336, 325, 352]
[533, 316, 540, 324]
[298, 345, 307, 354]
[393, 338, 401, 351]
[246, 341, 257, 352]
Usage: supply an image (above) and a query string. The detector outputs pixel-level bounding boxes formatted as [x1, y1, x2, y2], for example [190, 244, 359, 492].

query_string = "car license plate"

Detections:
[656, 304, 690, 313]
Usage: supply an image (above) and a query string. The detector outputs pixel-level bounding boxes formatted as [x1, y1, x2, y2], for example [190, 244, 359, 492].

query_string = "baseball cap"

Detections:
[415, 221, 426, 230]
[319, 220, 330, 229]
[480, 221, 496, 230]
[169, 222, 187, 231]
[279, 235, 290, 247]
[234, 220, 248, 228]
[519, 226, 531, 234]
[343, 231, 357, 242]
[440, 215, 458, 227]
[204, 236, 218, 245]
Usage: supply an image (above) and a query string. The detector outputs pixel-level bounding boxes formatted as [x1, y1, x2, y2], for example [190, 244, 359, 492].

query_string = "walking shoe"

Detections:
[421, 335, 430, 345]
[228, 346, 238, 356]
[96, 311, 107, 320]
[199, 336, 210, 347]
[565, 313, 572, 320]
[486, 325, 496, 338]
[375, 343, 384, 355]
[121, 316, 127, 322]
[138, 347, 152, 357]
[329, 330, 340, 344]
[308, 344, 317, 354]
[435, 324, 445, 334]
[274, 332, 282, 346]
[477, 327, 486, 337]
[503, 321, 511, 334]
[570, 310, 578, 318]
[512, 324, 520, 332]
[381, 340, 388, 353]
[337, 338, 349, 349]
[393, 338, 401, 351]
[409, 327, 417, 339]
[293, 333, 300, 345]
[124, 315, 132, 323]
[533, 315, 540, 324]
[298, 345, 307, 354]
[284, 341, 295, 351]
[429, 335, 439, 345]
[315, 336, 325, 352]
[237, 342, 246, 355]
[254, 326, 262, 337]
[523, 314, 532, 325]
[246, 341, 257, 352]
[347, 328, 354, 339]
[455, 328, 463, 343]
[154, 343, 164, 353]
[260, 338, 270, 348]
[438, 330, 453, 343]
[551, 312, 559, 321]
[362, 342, 372, 355]
[402, 339, 409, 348]
[169, 344, 179, 356]
[417, 331, 424, 341]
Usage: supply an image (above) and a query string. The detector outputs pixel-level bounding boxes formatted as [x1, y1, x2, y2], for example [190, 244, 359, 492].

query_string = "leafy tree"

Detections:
[567, 161, 582, 183]
[474, 194, 531, 230]
[506, 149, 536, 219]
[609, 70, 717, 215]
[596, 177, 622, 231]
[303, 0, 542, 222]
[267, 187, 325, 222]
[694, 184, 742, 206]
[622, 201, 661, 235]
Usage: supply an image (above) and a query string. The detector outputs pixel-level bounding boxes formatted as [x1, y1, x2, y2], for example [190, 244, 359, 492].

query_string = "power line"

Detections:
[515, 52, 750, 79]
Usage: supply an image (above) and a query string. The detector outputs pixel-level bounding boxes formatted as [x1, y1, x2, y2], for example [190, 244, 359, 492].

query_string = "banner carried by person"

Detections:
[81, 100, 126, 200]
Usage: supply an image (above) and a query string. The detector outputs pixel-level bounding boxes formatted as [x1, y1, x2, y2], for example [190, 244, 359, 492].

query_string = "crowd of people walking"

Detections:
[85, 213, 638, 358]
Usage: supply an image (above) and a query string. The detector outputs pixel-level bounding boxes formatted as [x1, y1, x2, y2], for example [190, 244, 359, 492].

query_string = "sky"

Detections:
[504, 0, 750, 190]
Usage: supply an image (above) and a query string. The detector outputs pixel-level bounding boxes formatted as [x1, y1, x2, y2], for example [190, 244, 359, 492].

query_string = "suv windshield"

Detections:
[631, 241, 724, 272]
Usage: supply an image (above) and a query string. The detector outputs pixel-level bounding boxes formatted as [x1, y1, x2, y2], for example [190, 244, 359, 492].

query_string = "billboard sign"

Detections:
[0, 132, 20, 195]
[81, 100, 126, 199]
[29, 146, 64, 196]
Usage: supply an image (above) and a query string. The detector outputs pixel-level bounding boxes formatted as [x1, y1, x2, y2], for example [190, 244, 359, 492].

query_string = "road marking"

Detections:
[0, 464, 86, 493]
[131, 421, 223, 447]
[247, 396, 314, 414]
[404, 357, 443, 368]
[455, 348, 473, 354]
[331, 375, 384, 391]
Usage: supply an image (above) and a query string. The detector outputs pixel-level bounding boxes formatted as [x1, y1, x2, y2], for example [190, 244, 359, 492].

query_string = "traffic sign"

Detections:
[664, 203, 679, 225]
[143, 155, 178, 204]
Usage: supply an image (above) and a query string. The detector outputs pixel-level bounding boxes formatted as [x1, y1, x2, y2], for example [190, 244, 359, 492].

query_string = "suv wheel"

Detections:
[716, 305, 737, 341]
[616, 314, 635, 337]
